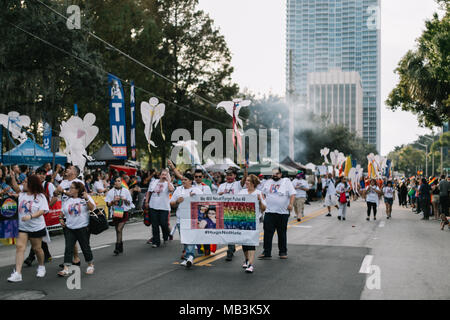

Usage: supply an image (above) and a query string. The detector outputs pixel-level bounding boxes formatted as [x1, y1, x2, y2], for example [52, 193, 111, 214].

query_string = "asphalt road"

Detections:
[0, 199, 449, 300]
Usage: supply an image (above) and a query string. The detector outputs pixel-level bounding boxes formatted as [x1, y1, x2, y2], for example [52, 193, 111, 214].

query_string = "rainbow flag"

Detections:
[428, 177, 437, 185]
[121, 180, 129, 189]
[344, 156, 352, 177]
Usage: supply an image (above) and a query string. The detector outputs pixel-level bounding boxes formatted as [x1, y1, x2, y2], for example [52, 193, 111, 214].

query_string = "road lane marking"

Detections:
[378, 221, 385, 228]
[359, 255, 374, 274]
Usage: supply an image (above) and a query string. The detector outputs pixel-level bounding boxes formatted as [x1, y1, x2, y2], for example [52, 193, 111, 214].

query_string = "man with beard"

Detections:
[258, 168, 296, 260]
[218, 167, 247, 261]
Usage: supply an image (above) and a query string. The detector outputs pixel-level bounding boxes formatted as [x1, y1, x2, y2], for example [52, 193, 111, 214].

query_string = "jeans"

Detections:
[184, 244, 196, 259]
[64, 227, 93, 265]
[338, 202, 347, 218]
[262, 212, 289, 256]
[150, 209, 170, 246]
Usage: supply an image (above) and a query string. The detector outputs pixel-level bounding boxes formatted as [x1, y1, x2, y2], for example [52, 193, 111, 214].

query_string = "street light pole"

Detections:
[422, 136, 434, 177]
[417, 142, 428, 178]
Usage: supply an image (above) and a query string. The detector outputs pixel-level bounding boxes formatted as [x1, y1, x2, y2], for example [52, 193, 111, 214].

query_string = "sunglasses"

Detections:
[195, 175, 203, 178]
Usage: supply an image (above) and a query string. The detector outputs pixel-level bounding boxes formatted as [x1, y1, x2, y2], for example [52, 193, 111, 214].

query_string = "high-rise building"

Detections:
[286, 0, 381, 151]
[307, 68, 363, 137]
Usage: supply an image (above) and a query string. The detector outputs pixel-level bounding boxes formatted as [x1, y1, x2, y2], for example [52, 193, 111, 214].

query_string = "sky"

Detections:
[197, 0, 443, 156]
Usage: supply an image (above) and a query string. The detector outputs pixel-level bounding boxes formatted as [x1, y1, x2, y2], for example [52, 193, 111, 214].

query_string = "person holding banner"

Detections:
[105, 177, 134, 255]
[170, 173, 203, 268]
[239, 174, 266, 273]
[7, 174, 49, 282]
[259, 168, 296, 260]
[58, 182, 96, 276]
[218, 167, 247, 261]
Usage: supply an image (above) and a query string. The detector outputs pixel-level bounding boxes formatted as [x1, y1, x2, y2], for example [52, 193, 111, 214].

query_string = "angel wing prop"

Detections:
[141, 97, 166, 150]
[60, 113, 98, 171]
[0, 111, 31, 143]
[217, 99, 251, 163]
[330, 150, 340, 167]
[173, 140, 201, 166]
[320, 147, 330, 164]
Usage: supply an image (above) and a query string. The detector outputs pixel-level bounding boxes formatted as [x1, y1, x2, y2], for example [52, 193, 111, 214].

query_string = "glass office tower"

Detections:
[286, 0, 380, 151]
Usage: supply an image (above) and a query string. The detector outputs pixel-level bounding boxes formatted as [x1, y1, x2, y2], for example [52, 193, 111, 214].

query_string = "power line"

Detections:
[8, 22, 229, 130]
[34, 0, 218, 107]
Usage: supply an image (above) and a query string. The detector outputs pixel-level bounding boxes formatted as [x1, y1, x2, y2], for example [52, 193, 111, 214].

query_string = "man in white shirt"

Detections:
[258, 168, 296, 260]
[292, 172, 309, 222]
[218, 167, 247, 261]
[324, 173, 339, 217]
[193, 169, 212, 195]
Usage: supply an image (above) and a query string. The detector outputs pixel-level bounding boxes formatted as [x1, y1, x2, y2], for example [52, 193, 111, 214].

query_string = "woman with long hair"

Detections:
[383, 181, 395, 219]
[58, 181, 96, 276]
[239, 174, 266, 273]
[7, 174, 49, 282]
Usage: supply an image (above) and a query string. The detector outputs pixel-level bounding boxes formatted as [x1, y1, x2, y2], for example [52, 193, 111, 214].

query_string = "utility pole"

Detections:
[423, 135, 434, 177]
[288, 49, 295, 160]
[417, 142, 428, 178]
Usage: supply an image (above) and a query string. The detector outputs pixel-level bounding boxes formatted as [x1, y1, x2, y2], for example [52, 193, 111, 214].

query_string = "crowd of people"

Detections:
[1, 161, 449, 282]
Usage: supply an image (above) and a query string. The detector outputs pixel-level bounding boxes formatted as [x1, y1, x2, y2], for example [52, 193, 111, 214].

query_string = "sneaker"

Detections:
[374, 217, 377, 221]
[297, 218, 301, 222]
[326, 213, 332, 217]
[258, 254, 271, 260]
[7, 270, 22, 283]
[338, 216, 341, 221]
[245, 265, 254, 273]
[225, 251, 234, 261]
[186, 256, 194, 268]
[152, 244, 159, 248]
[242, 260, 249, 269]
[342, 217, 346, 221]
[180, 259, 187, 266]
[366, 217, 370, 221]
[36, 266, 46, 278]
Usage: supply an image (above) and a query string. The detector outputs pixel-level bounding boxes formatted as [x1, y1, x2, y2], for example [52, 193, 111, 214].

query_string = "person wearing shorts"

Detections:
[383, 181, 395, 219]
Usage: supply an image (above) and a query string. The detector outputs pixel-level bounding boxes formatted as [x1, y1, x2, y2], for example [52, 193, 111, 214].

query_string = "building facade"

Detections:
[286, 0, 380, 150]
[307, 68, 363, 137]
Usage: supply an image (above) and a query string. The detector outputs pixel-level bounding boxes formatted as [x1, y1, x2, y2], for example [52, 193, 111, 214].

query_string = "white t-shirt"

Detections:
[325, 178, 336, 196]
[239, 189, 266, 219]
[262, 178, 296, 215]
[43, 182, 56, 199]
[366, 186, 380, 204]
[62, 196, 96, 229]
[218, 181, 243, 195]
[193, 182, 212, 195]
[292, 178, 309, 198]
[383, 187, 395, 199]
[93, 181, 106, 194]
[59, 178, 84, 203]
[105, 187, 135, 212]
[171, 186, 203, 224]
[257, 179, 267, 191]
[18, 193, 48, 232]
[148, 180, 172, 211]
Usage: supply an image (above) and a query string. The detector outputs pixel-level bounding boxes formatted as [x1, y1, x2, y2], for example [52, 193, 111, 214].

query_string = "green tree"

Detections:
[386, 0, 450, 128]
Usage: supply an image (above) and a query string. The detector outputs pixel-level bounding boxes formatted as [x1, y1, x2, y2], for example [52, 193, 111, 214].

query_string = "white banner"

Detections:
[180, 194, 260, 246]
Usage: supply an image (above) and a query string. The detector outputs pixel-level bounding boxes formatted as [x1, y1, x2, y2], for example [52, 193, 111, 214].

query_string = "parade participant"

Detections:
[55, 164, 84, 267]
[170, 173, 203, 268]
[324, 172, 339, 217]
[336, 177, 350, 221]
[292, 172, 309, 222]
[58, 182, 96, 276]
[24, 167, 56, 266]
[418, 178, 431, 220]
[93, 173, 107, 194]
[193, 169, 212, 194]
[258, 168, 295, 260]
[239, 174, 266, 273]
[145, 169, 174, 248]
[218, 167, 247, 261]
[7, 174, 49, 282]
[363, 179, 383, 221]
[383, 181, 395, 219]
[105, 176, 135, 255]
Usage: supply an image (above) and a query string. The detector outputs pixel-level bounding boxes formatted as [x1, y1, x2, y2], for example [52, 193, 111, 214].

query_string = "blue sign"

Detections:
[43, 122, 52, 151]
[108, 74, 127, 159]
[130, 81, 136, 161]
